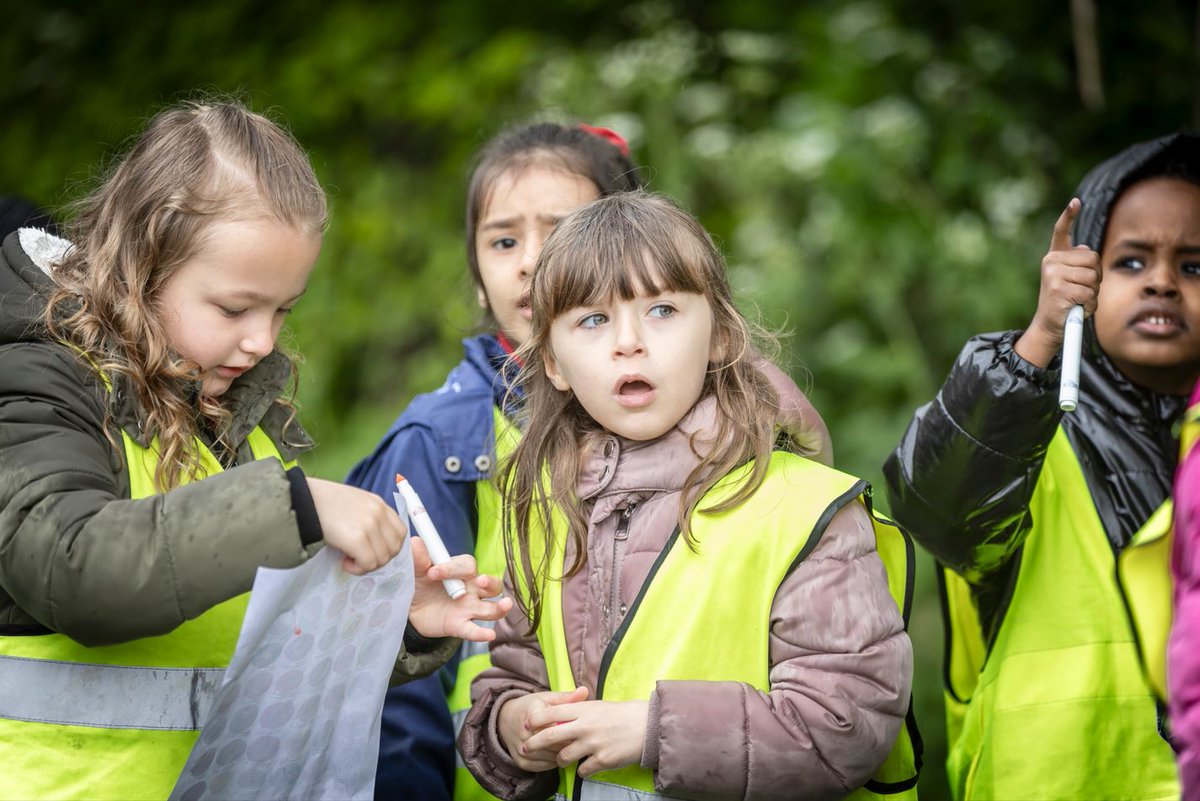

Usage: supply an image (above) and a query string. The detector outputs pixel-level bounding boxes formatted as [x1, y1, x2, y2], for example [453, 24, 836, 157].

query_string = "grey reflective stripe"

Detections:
[457, 639, 491, 661]
[0, 654, 223, 731]
[578, 778, 687, 801]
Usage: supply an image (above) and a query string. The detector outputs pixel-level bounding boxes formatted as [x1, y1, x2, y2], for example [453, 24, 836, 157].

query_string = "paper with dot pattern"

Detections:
[169, 542, 414, 801]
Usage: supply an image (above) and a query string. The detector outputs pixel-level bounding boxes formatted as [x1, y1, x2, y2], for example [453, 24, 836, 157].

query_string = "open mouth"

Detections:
[1130, 309, 1185, 336]
[615, 375, 656, 407]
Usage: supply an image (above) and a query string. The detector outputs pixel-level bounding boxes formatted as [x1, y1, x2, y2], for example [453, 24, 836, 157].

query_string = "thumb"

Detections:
[546, 686, 590, 706]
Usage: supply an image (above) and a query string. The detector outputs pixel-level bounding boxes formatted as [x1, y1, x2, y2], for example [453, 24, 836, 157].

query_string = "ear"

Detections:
[476, 285, 489, 311]
[708, 325, 727, 366]
[544, 351, 572, 392]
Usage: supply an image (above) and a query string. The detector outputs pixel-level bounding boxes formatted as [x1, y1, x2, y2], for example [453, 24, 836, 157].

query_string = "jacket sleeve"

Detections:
[882, 331, 1062, 581]
[644, 501, 912, 801]
[1170, 424, 1200, 796]
[0, 343, 310, 645]
[347, 423, 476, 801]
[457, 581, 557, 801]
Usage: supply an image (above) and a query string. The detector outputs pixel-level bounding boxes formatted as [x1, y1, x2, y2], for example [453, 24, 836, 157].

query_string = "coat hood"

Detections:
[1065, 133, 1200, 546]
[0, 229, 68, 346]
[1072, 131, 1200, 251]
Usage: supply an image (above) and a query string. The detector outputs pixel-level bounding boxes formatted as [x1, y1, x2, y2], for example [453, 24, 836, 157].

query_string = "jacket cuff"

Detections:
[1000, 329, 1063, 390]
[390, 634, 458, 685]
[403, 623, 448, 654]
[457, 685, 557, 800]
[640, 686, 663, 770]
[285, 466, 323, 547]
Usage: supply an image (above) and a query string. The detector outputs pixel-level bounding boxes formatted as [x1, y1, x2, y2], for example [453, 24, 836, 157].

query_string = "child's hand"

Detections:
[499, 687, 590, 771]
[408, 537, 514, 640]
[1015, 198, 1102, 368]
[307, 477, 407, 574]
[522, 698, 649, 778]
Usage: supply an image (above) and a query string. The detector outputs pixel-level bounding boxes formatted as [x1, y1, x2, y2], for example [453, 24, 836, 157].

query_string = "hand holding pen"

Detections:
[1012, 198, 1101, 408]
[396, 473, 514, 641]
[394, 474, 467, 598]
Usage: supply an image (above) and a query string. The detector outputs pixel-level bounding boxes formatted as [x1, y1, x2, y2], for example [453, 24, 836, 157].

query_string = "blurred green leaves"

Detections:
[3, 3, 1196, 796]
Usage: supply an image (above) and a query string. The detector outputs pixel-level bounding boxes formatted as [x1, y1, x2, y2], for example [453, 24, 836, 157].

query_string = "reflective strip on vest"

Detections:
[941, 427, 1178, 800]
[519, 452, 919, 801]
[576, 778, 691, 800]
[0, 655, 222, 730]
[0, 424, 291, 801]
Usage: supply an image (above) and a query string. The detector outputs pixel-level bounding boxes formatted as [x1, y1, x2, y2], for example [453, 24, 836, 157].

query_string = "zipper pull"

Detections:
[614, 504, 634, 541]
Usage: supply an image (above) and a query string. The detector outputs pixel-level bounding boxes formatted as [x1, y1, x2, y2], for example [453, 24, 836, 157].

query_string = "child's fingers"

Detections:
[410, 536, 432, 574]
[427, 553, 478, 581]
[1050, 198, 1081, 252]
[523, 718, 579, 754]
[452, 597, 515, 642]
[471, 572, 504, 596]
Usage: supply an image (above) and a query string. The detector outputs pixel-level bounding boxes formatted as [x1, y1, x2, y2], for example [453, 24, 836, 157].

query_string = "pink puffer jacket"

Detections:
[458, 397, 912, 801]
[1170, 381, 1200, 798]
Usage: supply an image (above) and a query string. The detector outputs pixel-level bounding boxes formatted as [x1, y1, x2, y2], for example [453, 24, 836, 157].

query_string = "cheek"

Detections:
[1092, 281, 1125, 349]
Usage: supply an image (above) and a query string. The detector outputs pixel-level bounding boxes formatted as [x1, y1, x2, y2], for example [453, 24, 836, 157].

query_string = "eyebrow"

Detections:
[226, 288, 307, 305]
[479, 212, 567, 232]
[1116, 239, 1200, 255]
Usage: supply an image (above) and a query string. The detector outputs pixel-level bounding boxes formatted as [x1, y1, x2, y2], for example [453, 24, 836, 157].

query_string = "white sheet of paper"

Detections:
[170, 541, 415, 801]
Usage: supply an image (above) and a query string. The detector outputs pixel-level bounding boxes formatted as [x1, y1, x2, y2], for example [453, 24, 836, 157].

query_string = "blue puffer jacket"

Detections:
[347, 333, 516, 801]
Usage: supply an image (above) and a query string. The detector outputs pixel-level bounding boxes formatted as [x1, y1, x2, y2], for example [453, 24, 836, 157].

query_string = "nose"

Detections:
[1143, 259, 1180, 298]
[518, 234, 542, 279]
[612, 311, 645, 358]
[240, 319, 275, 359]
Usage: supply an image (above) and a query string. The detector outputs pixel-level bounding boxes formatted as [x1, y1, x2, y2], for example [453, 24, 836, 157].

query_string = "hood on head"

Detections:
[1072, 131, 1200, 251]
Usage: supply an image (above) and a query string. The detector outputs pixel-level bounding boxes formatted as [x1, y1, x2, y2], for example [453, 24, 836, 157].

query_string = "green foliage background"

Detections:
[4, 2, 1196, 797]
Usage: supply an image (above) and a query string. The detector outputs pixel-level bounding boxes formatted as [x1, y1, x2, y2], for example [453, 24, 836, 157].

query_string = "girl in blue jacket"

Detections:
[348, 121, 643, 801]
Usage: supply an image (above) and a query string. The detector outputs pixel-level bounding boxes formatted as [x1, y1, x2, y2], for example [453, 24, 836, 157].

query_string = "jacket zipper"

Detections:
[608, 504, 635, 638]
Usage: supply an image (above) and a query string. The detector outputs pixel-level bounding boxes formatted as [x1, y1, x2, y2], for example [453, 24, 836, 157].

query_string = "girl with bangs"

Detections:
[350, 122, 834, 801]
[0, 99, 509, 800]
[458, 191, 915, 801]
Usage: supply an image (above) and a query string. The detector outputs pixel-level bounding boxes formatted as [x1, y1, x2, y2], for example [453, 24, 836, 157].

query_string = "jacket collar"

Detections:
[577, 396, 719, 525]
[109, 350, 313, 460]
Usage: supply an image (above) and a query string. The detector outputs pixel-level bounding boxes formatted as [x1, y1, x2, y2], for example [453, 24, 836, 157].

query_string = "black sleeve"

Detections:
[286, 466, 324, 547]
[883, 330, 1063, 581]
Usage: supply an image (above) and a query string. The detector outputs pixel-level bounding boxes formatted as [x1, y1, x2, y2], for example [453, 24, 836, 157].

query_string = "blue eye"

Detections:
[648, 303, 676, 319]
[579, 312, 607, 329]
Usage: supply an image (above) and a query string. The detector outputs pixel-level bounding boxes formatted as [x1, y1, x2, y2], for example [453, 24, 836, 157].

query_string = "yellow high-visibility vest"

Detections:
[939, 427, 1178, 800]
[448, 406, 517, 801]
[516, 451, 921, 801]
[0, 425, 292, 801]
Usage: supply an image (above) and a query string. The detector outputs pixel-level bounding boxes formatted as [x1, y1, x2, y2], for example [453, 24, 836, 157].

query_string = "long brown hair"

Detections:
[43, 99, 327, 491]
[502, 191, 782, 628]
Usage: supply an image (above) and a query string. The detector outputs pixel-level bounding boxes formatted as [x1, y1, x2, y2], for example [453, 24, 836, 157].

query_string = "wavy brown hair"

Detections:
[502, 191, 782, 629]
[43, 100, 327, 491]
